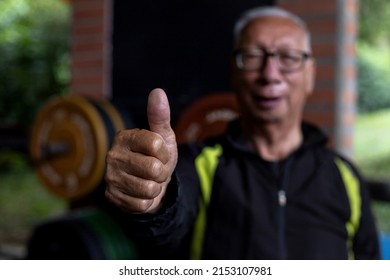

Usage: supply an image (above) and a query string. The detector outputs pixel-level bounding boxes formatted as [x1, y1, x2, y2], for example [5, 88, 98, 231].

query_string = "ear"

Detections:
[305, 58, 316, 96]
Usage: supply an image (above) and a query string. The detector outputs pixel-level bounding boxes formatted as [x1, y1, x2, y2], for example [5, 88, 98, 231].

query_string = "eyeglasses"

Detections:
[234, 48, 312, 72]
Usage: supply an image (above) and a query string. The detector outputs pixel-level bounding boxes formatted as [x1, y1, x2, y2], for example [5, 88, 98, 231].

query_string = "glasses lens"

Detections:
[236, 49, 309, 71]
[241, 52, 264, 70]
[277, 50, 304, 70]
[237, 50, 264, 71]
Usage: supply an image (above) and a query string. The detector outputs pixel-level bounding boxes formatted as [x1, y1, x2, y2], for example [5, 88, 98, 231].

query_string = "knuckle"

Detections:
[104, 171, 114, 187]
[105, 149, 115, 164]
[115, 129, 139, 148]
[148, 160, 164, 179]
[104, 161, 119, 184]
[105, 187, 149, 214]
[113, 129, 128, 144]
[150, 136, 164, 152]
[105, 188, 116, 202]
[136, 199, 154, 213]
[143, 181, 161, 198]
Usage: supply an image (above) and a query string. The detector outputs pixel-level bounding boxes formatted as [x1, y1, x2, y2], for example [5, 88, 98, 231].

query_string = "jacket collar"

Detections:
[223, 119, 329, 157]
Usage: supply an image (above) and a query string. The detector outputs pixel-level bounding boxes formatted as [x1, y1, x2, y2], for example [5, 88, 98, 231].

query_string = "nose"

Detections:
[260, 54, 281, 80]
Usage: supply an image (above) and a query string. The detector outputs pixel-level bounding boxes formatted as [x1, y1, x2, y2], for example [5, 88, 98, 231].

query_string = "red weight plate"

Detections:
[175, 93, 240, 144]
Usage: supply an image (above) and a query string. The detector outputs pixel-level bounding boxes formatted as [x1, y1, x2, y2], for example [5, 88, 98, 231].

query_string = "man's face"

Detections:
[231, 17, 316, 125]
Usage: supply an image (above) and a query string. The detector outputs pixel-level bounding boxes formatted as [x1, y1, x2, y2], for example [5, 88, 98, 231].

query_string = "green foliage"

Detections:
[0, 150, 28, 172]
[372, 202, 390, 234]
[0, 0, 70, 126]
[357, 1, 390, 114]
[354, 109, 390, 180]
[357, 56, 390, 113]
[354, 109, 390, 233]
[359, 0, 390, 45]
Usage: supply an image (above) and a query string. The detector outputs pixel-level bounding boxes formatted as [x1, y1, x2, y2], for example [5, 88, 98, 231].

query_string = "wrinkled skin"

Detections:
[105, 88, 178, 214]
[230, 17, 316, 160]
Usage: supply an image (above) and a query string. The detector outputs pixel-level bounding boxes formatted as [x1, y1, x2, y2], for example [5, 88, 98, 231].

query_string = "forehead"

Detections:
[238, 17, 308, 49]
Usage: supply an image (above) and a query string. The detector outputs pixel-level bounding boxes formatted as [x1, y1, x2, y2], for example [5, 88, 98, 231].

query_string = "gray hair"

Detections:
[233, 6, 311, 48]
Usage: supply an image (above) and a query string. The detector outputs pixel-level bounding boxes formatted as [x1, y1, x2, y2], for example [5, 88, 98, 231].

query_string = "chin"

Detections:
[251, 114, 282, 125]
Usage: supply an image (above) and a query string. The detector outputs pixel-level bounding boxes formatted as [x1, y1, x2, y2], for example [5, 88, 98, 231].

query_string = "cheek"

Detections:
[285, 76, 310, 107]
[305, 72, 315, 95]
[232, 73, 258, 105]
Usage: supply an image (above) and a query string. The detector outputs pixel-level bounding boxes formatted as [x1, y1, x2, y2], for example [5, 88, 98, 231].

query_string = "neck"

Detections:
[242, 119, 303, 161]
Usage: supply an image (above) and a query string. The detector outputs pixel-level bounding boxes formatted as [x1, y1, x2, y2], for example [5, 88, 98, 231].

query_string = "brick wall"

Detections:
[69, 0, 358, 156]
[70, 0, 112, 100]
[277, 0, 359, 157]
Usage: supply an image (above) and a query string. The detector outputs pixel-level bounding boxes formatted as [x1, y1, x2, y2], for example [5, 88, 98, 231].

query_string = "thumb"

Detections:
[147, 88, 174, 141]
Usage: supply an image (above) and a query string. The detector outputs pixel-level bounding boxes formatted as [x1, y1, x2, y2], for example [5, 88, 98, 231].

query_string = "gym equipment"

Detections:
[29, 93, 238, 199]
[29, 95, 133, 200]
[175, 92, 240, 144]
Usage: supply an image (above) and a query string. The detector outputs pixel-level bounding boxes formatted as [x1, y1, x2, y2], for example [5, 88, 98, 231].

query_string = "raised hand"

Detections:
[105, 88, 178, 214]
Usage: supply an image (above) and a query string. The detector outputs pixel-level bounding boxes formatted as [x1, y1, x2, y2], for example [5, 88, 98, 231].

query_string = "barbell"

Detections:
[29, 95, 133, 200]
[29, 93, 239, 200]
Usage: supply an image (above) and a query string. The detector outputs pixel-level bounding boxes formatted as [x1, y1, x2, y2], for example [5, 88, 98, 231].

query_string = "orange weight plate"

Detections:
[175, 93, 240, 144]
[29, 96, 108, 200]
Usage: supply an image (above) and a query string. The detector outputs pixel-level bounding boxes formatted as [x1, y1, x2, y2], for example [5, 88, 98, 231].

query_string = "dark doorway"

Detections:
[112, 0, 274, 127]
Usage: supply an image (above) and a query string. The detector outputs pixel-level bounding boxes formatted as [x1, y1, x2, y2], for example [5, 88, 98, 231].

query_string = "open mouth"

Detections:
[254, 96, 282, 108]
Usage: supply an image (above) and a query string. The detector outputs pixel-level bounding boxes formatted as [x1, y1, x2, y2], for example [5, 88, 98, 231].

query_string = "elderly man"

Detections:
[105, 6, 380, 259]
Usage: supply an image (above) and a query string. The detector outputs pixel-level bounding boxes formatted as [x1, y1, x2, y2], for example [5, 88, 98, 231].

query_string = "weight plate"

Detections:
[175, 93, 240, 144]
[92, 99, 126, 133]
[29, 96, 108, 200]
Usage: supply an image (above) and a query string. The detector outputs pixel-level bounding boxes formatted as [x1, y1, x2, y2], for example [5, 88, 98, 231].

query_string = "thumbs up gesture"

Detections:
[105, 88, 178, 214]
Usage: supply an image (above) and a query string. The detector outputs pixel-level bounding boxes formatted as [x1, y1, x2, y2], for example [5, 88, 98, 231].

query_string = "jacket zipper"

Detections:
[277, 189, 288, 259]
[276, 158, 293, 260]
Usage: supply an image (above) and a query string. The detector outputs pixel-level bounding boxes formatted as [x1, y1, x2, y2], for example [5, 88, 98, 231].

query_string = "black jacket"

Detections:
[128, 121, 381, 260]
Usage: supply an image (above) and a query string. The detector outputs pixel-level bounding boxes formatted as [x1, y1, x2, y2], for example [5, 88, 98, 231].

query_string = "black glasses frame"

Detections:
[234, 48, 312, 72]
